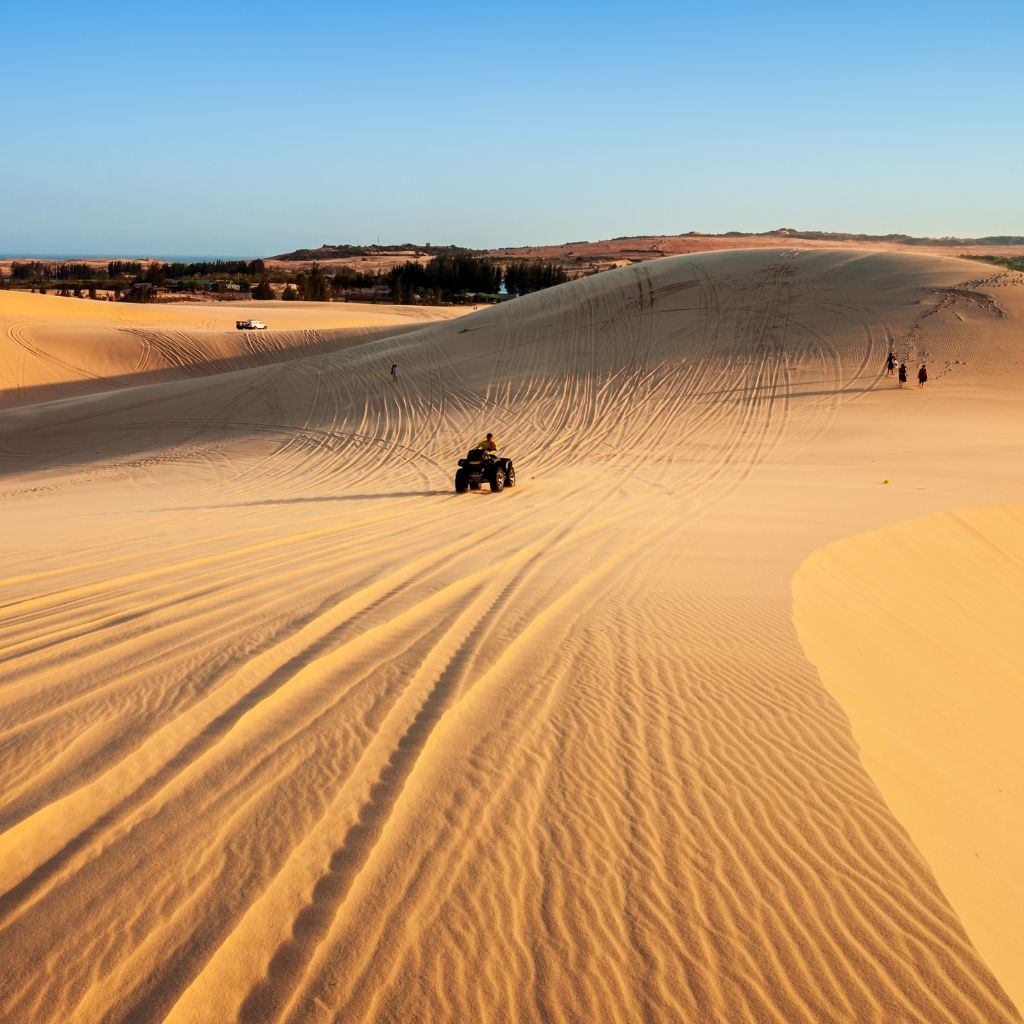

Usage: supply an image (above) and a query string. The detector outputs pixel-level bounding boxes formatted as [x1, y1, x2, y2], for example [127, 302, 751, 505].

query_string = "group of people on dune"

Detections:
[886, 351, 927, 389]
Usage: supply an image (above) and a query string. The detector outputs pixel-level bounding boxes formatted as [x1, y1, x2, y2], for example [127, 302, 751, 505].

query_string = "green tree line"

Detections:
[10, 261, 97, 282]
[3, 254, 573, 305]
[388, 254, 570, 303]
[504, 259, 571, 296]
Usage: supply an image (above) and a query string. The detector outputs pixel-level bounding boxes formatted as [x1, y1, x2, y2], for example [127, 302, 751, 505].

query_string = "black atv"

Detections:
[455, 448, 516, 493]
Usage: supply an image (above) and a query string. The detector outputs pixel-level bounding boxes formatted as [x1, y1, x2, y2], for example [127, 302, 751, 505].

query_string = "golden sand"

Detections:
[794, 506, 1024, 1011]
[0, 292, 468, 406]
[1, 251, 1022, 1023]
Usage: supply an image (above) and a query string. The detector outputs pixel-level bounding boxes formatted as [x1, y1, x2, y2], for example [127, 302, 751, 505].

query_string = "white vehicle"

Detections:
[236, 319, 268, 330]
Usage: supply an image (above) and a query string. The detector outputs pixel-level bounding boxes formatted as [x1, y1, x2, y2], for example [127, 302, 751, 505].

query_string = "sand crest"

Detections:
[794, 506, 1024, 1011]
[1, 250, 1022, 1023]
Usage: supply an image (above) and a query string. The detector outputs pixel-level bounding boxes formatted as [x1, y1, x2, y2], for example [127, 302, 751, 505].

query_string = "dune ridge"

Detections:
[1, 249, 1022, 1022]
[793, 505, 1024, 1012]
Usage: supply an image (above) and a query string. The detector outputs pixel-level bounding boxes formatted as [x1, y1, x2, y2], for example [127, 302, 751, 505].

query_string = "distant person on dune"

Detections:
[918, 363, 928, 387]
[390, 362, 398, 382]
[886, 352, 896, 375]
[898, 363, 908, 388]
[476, 432, 498, 452]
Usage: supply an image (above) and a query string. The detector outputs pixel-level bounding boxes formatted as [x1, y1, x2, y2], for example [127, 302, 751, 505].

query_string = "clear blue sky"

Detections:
[3, 0, 1022, 254]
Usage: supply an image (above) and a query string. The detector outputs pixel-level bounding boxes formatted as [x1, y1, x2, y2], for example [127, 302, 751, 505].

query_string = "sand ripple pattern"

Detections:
[0, 250, 1019, 1023]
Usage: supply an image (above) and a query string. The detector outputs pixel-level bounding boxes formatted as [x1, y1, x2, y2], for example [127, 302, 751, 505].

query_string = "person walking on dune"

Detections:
[390, 362, 398, 383]
[898, 363, 907, 388]
[886, 351, 896, 375]
[918, 363, 928, 388]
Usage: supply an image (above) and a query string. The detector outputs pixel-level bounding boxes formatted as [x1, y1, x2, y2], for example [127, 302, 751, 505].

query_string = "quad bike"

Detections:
[454, 448, 516, 493]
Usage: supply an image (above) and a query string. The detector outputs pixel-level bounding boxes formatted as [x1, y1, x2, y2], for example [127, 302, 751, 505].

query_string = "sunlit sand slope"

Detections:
[794, 506, 1024, 1012]
[1, 250, 1022, 1023]
[0, 291, 468, 405]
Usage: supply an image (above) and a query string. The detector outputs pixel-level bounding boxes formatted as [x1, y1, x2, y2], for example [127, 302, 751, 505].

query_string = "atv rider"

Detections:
[476, 432, 498, 454]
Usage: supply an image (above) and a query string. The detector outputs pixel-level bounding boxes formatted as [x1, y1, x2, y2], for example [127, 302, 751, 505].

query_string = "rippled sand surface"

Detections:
[794, 506, 1024, 1012]
[2, 251, 1022, 1023]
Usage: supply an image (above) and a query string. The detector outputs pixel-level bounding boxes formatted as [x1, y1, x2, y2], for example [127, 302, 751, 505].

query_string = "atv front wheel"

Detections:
[455, 468, 469, 493]
[490, 467, 505, 493]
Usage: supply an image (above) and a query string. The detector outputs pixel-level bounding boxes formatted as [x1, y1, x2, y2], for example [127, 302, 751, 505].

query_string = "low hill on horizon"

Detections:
[268, 229, 1024, 276]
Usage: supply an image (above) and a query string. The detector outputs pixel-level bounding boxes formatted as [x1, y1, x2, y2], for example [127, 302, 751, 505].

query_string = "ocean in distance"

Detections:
[1, 254, 258, 262]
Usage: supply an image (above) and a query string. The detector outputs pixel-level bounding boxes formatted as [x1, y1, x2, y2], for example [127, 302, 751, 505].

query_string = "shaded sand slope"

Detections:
[1, 250, 1023, 1023]
[0, 291, 468, 406]
[794, 506, 1024, 1010]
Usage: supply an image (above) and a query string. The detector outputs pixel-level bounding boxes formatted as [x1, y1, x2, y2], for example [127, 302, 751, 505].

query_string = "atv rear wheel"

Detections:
[455, 468, 469, 493]
[504, 462, 515, 487]
[490, 467, 505, 493]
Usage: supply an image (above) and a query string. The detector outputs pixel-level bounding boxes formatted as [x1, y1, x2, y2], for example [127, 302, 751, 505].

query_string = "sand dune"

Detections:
[794, 506, 1024, 1011]
[1, 250, 1022, 1023]
[0, 292, 468, 406]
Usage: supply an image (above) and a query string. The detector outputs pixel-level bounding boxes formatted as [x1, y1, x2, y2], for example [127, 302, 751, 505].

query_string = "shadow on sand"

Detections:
[158, 491, 456, 511]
